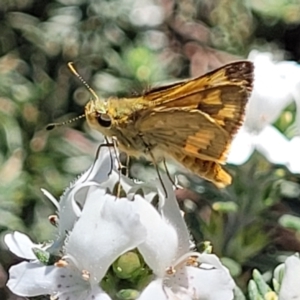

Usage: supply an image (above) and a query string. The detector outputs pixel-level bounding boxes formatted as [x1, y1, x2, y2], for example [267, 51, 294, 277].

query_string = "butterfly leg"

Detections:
[110, 137, 130, 175]
[148, 150, 168, 197]
[138, 133, 169, 197]
[123, 153, 130, 177]
[162, 158, 178, 189]
[110, 137, 125, 198]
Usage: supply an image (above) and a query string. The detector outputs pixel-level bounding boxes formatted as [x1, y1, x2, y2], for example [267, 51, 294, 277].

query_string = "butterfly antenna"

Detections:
[46, 114, 86, 131]
[47, 62, 99, 131]
[67, 62, 99, 101]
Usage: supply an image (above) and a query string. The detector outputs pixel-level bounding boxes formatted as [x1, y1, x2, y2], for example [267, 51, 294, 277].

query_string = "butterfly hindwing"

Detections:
[137, 108, 230, 163]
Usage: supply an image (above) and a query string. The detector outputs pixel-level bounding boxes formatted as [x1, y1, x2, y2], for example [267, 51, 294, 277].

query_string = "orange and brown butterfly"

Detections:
[49, 61, 254, 188]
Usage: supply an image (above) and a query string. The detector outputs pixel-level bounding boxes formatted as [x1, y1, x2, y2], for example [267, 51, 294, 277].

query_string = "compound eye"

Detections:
[96, 113, 111, 128]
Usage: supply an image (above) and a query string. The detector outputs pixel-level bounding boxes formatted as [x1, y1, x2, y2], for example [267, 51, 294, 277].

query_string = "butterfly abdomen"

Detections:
[171, 152, 232, 188]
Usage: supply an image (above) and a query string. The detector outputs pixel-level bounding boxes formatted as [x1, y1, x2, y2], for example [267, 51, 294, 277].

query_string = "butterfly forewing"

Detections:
[143, 61, 253, 104]
[138, 61, 254, 163]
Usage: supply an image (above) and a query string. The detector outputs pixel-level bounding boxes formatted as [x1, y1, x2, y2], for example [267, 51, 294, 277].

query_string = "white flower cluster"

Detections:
[228, 50, 300, 173]
[5, 146, 235, 300]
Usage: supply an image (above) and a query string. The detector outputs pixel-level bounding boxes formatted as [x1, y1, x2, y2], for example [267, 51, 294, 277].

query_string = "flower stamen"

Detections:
[55, 259, 68, 268]
[165, 252, 203, 275]
[82, 270, 90, 281]
[48, 215, 59, 226]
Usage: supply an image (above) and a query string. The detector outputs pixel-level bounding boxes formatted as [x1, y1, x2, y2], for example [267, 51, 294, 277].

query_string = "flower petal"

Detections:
[279, 254, 300, 300]
[174, 266, 234, 300]
[255, 125, 289, 165]
[7, 260, 112, 300]
[65, 190, 147, 282]
[138, 279, 174, 300]
[246, 50, 294, 132]
[169, 254, 235, 300]
[7, 261, 57, 296]
[227, 126, 254, 165]
[157, 175, 190, 258]
[135, 194, 179, 277]
[287, 136, 300, 174]
[5, 232, 37, 260]
[77, 144, 113, 185]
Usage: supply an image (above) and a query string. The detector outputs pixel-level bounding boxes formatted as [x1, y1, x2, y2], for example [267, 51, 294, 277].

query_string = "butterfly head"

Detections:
[85, 99, 114, 135]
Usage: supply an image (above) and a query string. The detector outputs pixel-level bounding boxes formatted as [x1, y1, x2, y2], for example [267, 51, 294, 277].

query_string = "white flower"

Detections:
[63, 189, 147, 284]
[5, 231, 40, 260]
[245, 50, 297, 133]
[228, 50, 300, 167]
[137, 176, 235, 300]
[287, 136, 300, 173]
[6, 145, 235, 300]
[277, 254, 300, 300]
[227, 125, 289, 165]
[6, 230, 121, 299]
[7, 259, 110, 300]
[6, 190, 149, 299]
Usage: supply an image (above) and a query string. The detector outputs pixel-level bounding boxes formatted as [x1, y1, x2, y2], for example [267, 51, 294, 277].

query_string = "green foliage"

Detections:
[246, 267, 286, 300]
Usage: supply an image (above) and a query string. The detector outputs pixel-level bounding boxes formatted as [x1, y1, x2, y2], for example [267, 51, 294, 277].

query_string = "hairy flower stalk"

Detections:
[5, 146, 235, 300]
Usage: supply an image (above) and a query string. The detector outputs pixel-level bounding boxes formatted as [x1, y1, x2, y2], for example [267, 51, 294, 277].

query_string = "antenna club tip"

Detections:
[46, 124, 56, 131]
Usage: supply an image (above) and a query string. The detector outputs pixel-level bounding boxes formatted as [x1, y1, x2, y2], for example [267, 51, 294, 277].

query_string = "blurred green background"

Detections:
[1, 0, 300, 299]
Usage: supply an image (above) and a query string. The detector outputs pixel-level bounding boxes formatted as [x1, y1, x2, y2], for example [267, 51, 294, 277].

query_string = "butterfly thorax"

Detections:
[85, 96, 157, 156]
